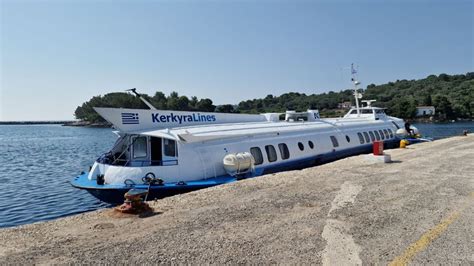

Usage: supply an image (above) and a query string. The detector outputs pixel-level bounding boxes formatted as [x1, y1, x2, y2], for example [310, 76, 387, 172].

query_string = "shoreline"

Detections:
[0, 121, 75, 125]
[0, 121, 112, 127]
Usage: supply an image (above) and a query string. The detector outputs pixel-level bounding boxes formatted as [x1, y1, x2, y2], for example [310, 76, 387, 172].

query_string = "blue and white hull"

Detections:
[72, 139, 400, 204]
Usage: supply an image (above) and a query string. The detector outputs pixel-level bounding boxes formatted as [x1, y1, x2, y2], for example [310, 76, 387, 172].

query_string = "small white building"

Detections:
[416, 106, 435, 117]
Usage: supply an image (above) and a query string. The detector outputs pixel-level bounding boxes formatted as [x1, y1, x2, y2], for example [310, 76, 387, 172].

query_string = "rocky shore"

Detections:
[62, 121, 111, 127]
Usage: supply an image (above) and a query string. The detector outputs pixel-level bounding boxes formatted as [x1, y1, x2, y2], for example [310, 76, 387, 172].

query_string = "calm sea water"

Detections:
[0, 125, 115, 228]
[1, 122, 473, 228]
[412, 121, 474, 140]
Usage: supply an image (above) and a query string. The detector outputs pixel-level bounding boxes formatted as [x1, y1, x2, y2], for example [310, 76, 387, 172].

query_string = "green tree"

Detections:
[177, 96, 190, 111]
[152, 92, 167, 109]
[433, 95, 454, 119]
[215, 104, 235, 113]
[423, 94, 432, 106]
[196, 98, 215, 112]
[166, 91, 180, 110]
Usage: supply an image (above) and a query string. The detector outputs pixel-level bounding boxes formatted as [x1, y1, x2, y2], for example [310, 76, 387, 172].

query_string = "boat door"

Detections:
[150, 137, 162, 165]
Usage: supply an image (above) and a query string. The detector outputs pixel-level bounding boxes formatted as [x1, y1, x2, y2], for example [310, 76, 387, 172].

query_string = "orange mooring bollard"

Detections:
[114, 189, 152, 214]
[373, 141, 384, 155]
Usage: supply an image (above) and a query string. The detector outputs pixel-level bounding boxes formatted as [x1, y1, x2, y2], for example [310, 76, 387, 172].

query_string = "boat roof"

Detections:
[136, 117, 391, 143]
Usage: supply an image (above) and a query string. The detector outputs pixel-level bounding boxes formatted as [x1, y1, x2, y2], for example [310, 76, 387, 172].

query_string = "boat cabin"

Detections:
[343, 107, 388, 120]
[98, 134, 178, 167]
[284, 110, 320, 122]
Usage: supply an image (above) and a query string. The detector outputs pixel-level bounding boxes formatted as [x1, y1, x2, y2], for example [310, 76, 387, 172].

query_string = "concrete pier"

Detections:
[1, 135, 473, 264]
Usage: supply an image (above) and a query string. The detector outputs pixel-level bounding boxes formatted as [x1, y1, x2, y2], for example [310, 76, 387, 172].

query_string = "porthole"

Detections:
[345, 135, 351, 143]
[308, 141, 314, 149]
[298, 142, 304, 151]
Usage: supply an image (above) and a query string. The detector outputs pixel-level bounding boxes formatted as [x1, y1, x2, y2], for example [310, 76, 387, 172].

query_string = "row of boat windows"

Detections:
[357, 128, 394, 144]
[131, 136, 177, 160]
[248, 128, 394, 165]
[350, 109, 386, 114]
[250, 143, 289, 165]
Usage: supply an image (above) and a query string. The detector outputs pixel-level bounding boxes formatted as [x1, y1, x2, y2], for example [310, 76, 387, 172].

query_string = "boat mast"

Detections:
[351, 63, 362, 117]
[126, 88, 157, 110]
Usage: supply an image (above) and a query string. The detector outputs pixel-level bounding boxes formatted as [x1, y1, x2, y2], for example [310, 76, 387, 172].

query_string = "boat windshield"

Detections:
[96, 135, 131, 166]
[96, 134, 178, 167]
[350, 109, 373, 114]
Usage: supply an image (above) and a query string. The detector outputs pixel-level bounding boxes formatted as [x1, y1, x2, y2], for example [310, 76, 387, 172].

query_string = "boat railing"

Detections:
[125, 159, 179, 167]
[96, 153, 178, 167]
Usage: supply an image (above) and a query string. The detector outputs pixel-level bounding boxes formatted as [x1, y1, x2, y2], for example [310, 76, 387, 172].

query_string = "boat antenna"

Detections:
[126, 88, 157, 110]
[351, 63, 362, 117]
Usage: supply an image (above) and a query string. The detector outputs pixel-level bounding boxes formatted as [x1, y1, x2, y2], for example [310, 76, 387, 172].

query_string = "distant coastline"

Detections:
[0, 121, 111, 127]
[62, 121, 111, 127]
[0, 121, 74, 125]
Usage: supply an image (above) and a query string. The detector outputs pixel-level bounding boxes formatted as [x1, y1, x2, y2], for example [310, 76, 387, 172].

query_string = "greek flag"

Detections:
[351, 63, 357, 74]
[121, 113, 139, 124]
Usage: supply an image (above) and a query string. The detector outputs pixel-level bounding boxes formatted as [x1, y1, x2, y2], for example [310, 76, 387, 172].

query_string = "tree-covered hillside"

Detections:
[75, 72, 474, 122]
[363, 73, 474, 119]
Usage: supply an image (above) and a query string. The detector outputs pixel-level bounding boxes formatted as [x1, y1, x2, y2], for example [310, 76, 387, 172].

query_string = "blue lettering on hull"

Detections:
[152, 113, 216, 124]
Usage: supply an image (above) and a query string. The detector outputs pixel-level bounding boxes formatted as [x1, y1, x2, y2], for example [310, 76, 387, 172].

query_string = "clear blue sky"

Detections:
[1, 0, 472, 121]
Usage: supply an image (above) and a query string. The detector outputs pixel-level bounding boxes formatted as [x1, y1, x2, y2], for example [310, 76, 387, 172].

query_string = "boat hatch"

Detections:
[97, 134, 178, 167]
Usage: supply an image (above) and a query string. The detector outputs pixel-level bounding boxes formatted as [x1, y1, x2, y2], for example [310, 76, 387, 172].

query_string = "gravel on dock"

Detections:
[1, 135, 473, 264]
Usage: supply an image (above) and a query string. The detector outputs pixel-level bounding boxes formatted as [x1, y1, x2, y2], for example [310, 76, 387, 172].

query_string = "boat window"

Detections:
[383, 129, 389, 139]
[375, 109, 385, 114]
[278, 143, 290, 160]
[362, 109, 373, 114]
[110, 136, 130, 164]
[308, 141, 314, 149]
[164, 138, 177, 157]
[379, 130, 385, 140]
[265, 145, 277, 162]
[250, 147, 263, 165]
[330, 136, 339, 147]
[363, 132, 370, 143]
[298, 142, 304, 151]
[374, 130, 381, 141]
[350, 109, 373, 114]
[133, 136, 148, 159]
[357, 133, 365, 144]
[369, 131, 376, 142]
[391, 121, 400, 129]
[388, 128, 394, 138]
[345, 135, 351, 143]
